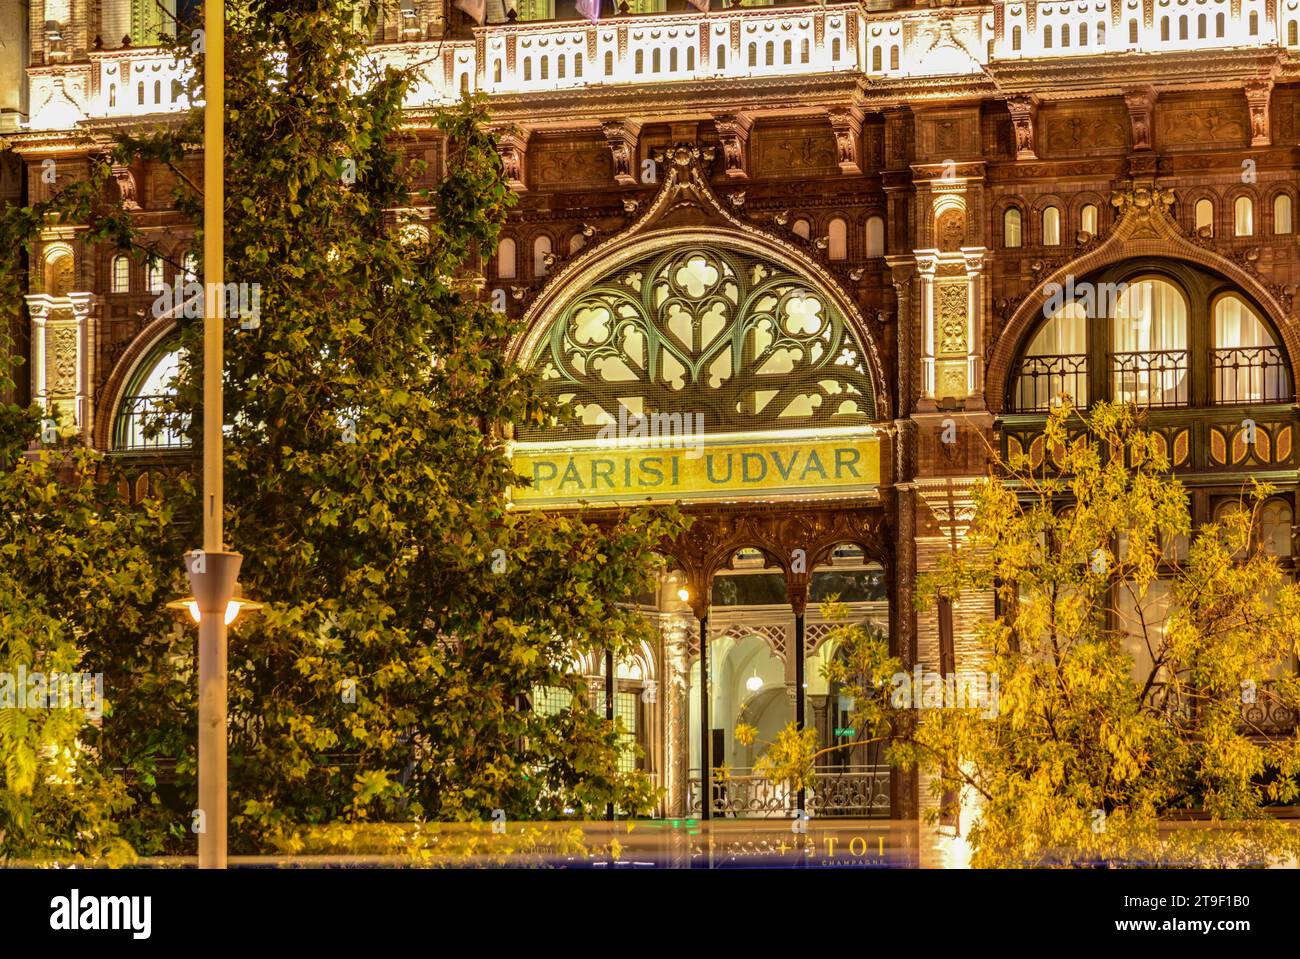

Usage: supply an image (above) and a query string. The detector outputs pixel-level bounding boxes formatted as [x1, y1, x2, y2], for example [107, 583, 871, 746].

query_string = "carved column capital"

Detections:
[601, 119, 643, 187]
[1004, 96, 1038, 161]
[712, 113, 753, 179]
[827, 106, 864, 175]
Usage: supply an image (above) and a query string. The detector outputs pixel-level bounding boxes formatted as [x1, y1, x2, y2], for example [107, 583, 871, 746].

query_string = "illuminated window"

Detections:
[533, 235, 552, 277]
[497, 237, 516, 280]
[1161, 17, 1169, 40]
[493, 61, 502, 83]
[1195, 198, 1214, 236]
[1044, 24, 1053, 47]
[1261, 500, 1294, 558]
[1129, 19, 1138, 44]
[1012, 26, 1021, 50]
[1079, 23, 1086, 45]
[531, 685, 572, 717]
[828, 217, 848, 260]
[866, 216, 885, 257]
[523, 57, 532, 81]
[1291, 21, 1299, 45]
[146, 257, 165, 294]
[1003, 207, 1022, 248]
[1111, 278, 1189, 407]
[783, 39, 792, 65]
[765, 41, 774, 67]
[1250, 12, 1259, 35]
[1235, 196, 1254, 237]
[889, 44, 898, 69]
[872, 46, 882, 70]
[114, 338, 189, 452]
[1013, 301, 1088, 410]
[1214, 295, 1289, 403]
[1275, 194, 1293, 234]
[1042, 206, 1061, 246]
[109, 84, 117, 108]
[111, 255, 130, 294]
[1081, 203, 1098, 237]
[793, 218, 811, 240]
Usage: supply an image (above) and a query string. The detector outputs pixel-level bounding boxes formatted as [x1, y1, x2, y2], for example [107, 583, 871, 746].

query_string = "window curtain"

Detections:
[1112, 279, 1188, 405]
[1019, 303, 1087, 409]
[1215, 296, 1279, 402]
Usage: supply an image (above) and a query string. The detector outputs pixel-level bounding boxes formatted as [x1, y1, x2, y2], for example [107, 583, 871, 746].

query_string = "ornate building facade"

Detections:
[6, 0, 1299, 847]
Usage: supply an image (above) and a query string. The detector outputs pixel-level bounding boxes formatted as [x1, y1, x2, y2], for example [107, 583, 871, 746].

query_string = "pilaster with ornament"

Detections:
[827, 106, 864, 175]
[1124, 86, 1154, 152]
[495, 128, 530, 192]
[713, 113, 753, 179]
[1005, 95, 1037, 161]
[601, 119, 643, 187]
[1245, 78, 1273, 147]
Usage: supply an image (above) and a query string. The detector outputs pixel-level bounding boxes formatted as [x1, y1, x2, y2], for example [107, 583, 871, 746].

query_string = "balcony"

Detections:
[688, 764, 891, 818]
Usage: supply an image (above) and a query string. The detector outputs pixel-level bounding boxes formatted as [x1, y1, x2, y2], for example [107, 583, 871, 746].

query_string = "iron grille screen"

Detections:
[519, 245, 876, 442]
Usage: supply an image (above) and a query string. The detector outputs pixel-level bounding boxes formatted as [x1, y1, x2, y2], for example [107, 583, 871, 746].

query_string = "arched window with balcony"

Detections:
[1214, 295, 1290, 404]
[1013, 301, 1088, 411]
[1004, 207, 1023, 248]
[1235, 196, 1254, 237]
[113, 337, 190, 452]
[1112, 277, 1188, 407]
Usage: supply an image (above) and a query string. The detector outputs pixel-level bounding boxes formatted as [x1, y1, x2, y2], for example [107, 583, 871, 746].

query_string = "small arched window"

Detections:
[1061, 23, 1070, 47]
[1129, 19, 1138, 44]
[111, 255, 130, 294]
[792, 218, 811, 240]
[1097, 21, 1105, 45]
[800, 39, 809, 64]
[828, 217, 848, 260]
[652, 48, 661, 73]
[146, 257, 165, 294]
[494, 60, 502, 83]
[1161, 17, 1170, 41]
[1197, 13, 1206, 38]
[765, 41, 774, 67]
[1234, 196, 1254, 237]
[872, 47, 882, 71]
[1195, 198, 1214, 236]
[1216, 12, 1225, 37]
[540, 57, 549, 80]
[1291, 21, 1299, 46]
[1179, 15, 1188, 40]
[605, 51, 614, 75]
[523, 57, 532, 82]
[865, 216, 885, 257]
[1275, 194, 1294, 235]
[1042, 206, 1061, 246]
[1003, 207, 1022, 248]
[1012, 26, 1022, 50]
[1111, 278, 1189, 407]
[716, 45, 725, 69]
[1249, 12, 1259, 36]
[557, 56, 566, 80]
[1014, 302, 1088, 411]
[1044, 25, 1053, 48]
[1214, 295, 1289, 403]
[783, 39, 792, 65]
[533, 235, 552, 277]
[889, 45, 898, 70]
[496, 237, 516, 280]
[748, 44, 757, 68]
[575, 55, 584, 77]
[1079, 23, 1087, 46]
[1080, 203, 1098, 237]
[635, 50, 644, 73]
[109, 84, 117, 108]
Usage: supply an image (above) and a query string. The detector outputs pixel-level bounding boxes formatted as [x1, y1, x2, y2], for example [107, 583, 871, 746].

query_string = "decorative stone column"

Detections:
[662, 616, 693, 817]
[25, 291, 98, 443]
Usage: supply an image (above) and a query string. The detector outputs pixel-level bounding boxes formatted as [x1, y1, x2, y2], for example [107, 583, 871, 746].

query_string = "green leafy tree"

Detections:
[0, 161, 182, 863]
[746, 402, 1300, 866]
[108, 0, 680, 853]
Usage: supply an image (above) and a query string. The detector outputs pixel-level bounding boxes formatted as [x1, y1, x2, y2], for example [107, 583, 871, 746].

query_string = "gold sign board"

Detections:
[509, 433, 881, 507]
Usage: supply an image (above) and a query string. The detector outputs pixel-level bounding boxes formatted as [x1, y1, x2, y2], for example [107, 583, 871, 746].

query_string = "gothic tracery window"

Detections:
[519, 246, 877, 441]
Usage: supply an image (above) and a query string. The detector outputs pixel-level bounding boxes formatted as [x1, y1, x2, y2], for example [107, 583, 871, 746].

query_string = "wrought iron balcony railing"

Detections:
[1110, 349, 1189, 409]
[1010, 353, 1087, 413]
[688, 764, 890, 818]
[1213, 345, 1293, 405]
[112, 394, 190, 452]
